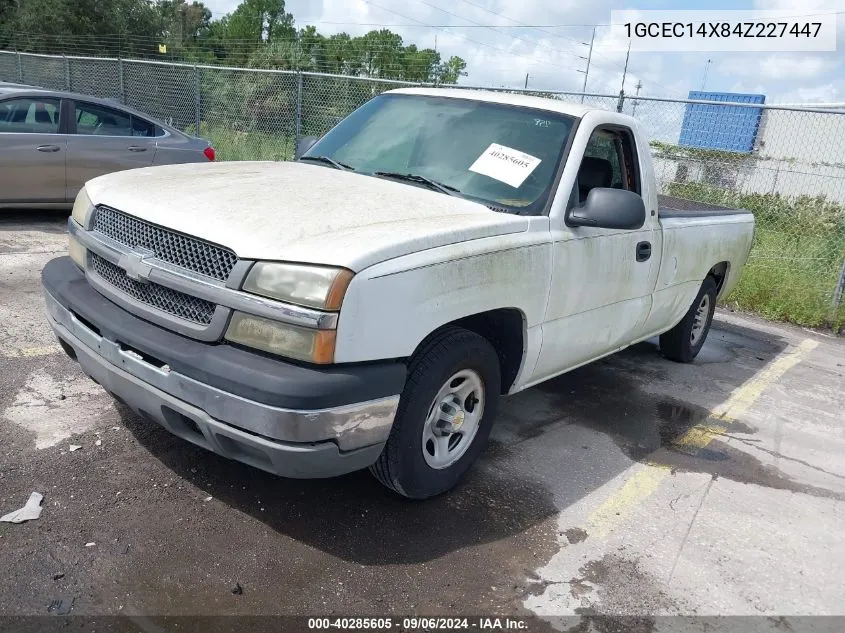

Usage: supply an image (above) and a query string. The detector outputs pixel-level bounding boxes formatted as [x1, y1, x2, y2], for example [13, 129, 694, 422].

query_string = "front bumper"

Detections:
[43, 257, 404, 478]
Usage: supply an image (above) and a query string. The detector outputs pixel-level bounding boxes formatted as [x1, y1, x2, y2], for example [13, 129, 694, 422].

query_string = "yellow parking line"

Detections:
[587, 463, 671, 538]
[707, 338, 819, 425]
[587, 338, 818, 538]
[2, 344, 62, 358]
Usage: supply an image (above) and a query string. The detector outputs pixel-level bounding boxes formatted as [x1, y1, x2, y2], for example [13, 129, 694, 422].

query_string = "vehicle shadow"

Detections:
[119, 401, 559, 565]
[121, 317, 794, 564]
[0, 209, 69, 234]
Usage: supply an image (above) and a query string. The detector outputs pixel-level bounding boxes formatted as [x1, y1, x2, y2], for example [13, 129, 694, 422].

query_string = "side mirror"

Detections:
[566, 188, 646, 230]
[295, 136, 319, 160]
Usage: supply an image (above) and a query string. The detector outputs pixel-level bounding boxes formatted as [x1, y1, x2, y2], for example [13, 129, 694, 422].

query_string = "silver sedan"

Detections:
[0, 84, 215, 209]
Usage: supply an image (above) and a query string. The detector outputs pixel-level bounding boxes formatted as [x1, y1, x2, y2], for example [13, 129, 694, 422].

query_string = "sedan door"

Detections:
[65, 100, 156, 200]
[0, 95, 67, 204]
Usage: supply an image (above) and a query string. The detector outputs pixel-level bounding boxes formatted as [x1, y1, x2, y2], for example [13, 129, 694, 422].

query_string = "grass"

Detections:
[187, 122, 295, 162]
[667, 182, 845, 333]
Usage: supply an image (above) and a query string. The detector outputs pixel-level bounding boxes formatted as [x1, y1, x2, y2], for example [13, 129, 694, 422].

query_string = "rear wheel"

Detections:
[659, 276, 718, 363]
[369, 327, 501, 499]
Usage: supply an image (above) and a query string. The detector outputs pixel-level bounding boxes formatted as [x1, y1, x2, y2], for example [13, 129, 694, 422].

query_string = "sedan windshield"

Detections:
[303, 94, 577, 214]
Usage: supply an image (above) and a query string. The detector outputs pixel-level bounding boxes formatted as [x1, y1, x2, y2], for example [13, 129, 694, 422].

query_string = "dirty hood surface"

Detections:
[85, 161, 529, 271]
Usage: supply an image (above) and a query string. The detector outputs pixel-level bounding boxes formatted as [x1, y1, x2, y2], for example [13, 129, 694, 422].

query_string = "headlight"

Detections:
[225, 312, 336, 364]
[242, 262, 354, 311]
[68, 234, 86, 269]
[71, 188, 94, 228]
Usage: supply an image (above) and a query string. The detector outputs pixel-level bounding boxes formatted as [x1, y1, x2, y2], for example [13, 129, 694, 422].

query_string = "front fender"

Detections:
[333, 231, 552, 363]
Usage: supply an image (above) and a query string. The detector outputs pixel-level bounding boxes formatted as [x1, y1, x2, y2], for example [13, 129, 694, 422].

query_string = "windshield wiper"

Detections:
[374, 172, 461, 197]
[299, 155, 354, 171]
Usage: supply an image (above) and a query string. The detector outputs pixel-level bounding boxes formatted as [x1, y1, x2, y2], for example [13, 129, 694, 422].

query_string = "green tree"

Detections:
[321, 32, 355, 74]
[226, 0, 294, 43]
[0, 0, 471, 81]
[157, 0, 212, 42]
[356, 29, 404, 78]
[438, 55, 467, 84]
[247, 38, 305, 70]
[401, 44, 440, 82]
[4, 0, 160, 55]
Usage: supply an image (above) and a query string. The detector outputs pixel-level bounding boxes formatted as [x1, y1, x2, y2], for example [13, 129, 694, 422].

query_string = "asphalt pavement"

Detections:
[1, 211, 843, 633]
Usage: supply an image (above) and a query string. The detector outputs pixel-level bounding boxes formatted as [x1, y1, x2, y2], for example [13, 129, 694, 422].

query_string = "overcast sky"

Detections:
[204, 0, 845, 104]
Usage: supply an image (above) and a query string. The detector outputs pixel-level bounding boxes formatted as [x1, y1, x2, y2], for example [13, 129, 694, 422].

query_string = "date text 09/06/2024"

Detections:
[307, 617, 529, 630]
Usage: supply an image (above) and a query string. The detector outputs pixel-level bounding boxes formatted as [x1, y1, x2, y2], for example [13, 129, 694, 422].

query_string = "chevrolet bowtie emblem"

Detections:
[118, 248, 154, 283]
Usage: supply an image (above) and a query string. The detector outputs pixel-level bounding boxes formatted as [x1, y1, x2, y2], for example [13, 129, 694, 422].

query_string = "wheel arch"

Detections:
[708, 261, 731, 300]
[409, 307, 527, 395]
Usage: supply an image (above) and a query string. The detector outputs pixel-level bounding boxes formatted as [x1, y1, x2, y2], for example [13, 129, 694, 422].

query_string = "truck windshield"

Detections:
[304, 94, 577, 214]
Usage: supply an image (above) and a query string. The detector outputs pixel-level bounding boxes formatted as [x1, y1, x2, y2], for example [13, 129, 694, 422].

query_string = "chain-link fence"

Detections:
[1, 49, 843, 330]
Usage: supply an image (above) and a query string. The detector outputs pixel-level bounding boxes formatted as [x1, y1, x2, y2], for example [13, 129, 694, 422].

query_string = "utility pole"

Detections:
[701, 58, 712, 90]
[631, 80, 642, 117]
[620, 39, 631, 93]
[524, 73, 529, 90]
[576, 26, 596, 104]
[179, 5, 186, 44]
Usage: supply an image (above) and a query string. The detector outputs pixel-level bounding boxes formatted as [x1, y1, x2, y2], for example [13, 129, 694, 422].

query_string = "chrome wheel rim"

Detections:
[690, 294, 711, 346]
[421, 369, 485, 470]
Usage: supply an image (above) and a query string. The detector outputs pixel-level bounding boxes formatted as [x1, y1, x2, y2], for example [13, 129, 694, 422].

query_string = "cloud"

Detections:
[203, 0, 845, 103]
[720, 54, 839, 81]
[775, 82, 841, 103]
[752, 0, 845, 39]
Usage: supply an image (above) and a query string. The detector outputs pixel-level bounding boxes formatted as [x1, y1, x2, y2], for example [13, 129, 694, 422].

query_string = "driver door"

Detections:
[531, 125, 661, 382]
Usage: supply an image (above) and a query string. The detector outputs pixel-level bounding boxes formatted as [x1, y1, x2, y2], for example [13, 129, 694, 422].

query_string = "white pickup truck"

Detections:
[43, 88, 754, 498]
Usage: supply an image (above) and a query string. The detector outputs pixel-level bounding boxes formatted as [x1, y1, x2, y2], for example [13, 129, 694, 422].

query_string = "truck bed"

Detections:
[657, 194, 751, 219]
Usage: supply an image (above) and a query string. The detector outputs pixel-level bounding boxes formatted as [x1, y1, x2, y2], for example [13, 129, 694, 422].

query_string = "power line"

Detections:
[453, 0, 597, 45]
[362, 0, 583, 73]
[411, 0, 581, 59]
[295, 9, 845, 27]
[576, 27, 595, 103]
[631, 80, 642, 116]
[276, 8, 845, 29]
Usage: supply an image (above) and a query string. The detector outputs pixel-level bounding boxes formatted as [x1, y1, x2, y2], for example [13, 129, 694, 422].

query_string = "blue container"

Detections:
[678, 91, 765, 153]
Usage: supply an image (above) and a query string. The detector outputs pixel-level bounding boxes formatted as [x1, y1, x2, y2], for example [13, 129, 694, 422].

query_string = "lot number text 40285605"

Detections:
[307, 617, 530, 630]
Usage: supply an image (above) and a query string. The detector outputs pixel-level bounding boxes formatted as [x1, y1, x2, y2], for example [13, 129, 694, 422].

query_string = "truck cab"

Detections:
[43, 88, 755, 498]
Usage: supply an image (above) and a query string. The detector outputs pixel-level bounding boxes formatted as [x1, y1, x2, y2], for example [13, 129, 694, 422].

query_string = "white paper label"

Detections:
[468, 143, 542, 188]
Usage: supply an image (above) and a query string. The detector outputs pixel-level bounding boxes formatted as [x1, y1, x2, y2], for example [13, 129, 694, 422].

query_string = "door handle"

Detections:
[36, 145, 60, 152]
[636, 241, 652, 262]
[127, 146, 148, 152]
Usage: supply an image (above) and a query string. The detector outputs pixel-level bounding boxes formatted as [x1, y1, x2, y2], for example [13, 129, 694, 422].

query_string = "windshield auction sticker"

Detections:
[469, 144, 542, 188]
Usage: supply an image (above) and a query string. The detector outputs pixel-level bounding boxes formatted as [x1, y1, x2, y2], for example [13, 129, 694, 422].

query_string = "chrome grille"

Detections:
[91, 253, 216, 325]
[93, 206, 238, 281]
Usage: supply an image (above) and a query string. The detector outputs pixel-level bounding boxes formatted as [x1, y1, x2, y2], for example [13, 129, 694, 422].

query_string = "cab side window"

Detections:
[574, 127, 640, 205]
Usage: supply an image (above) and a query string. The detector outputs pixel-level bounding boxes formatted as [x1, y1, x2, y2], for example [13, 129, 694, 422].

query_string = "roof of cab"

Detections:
[385, 87, 613, 119]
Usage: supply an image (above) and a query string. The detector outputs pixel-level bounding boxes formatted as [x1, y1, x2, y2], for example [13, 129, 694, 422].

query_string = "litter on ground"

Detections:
[0, 492, 44, 523]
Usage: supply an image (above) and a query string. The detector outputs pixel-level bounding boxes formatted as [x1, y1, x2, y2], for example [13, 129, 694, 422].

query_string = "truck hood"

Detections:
[85, 161, 529, 271]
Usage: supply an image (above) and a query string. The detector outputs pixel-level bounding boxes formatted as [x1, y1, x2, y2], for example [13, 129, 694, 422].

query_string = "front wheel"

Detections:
[369, 327, 501, 499]
[659, 276, 718, 363]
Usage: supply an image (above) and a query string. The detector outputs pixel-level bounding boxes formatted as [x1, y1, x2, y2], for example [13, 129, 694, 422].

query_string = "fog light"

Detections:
[225, 312, 336, 364]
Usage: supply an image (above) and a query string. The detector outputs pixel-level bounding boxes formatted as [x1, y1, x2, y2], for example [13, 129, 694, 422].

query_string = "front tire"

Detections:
[369, 327, 501, 499]
[659, 276, 718, 363]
